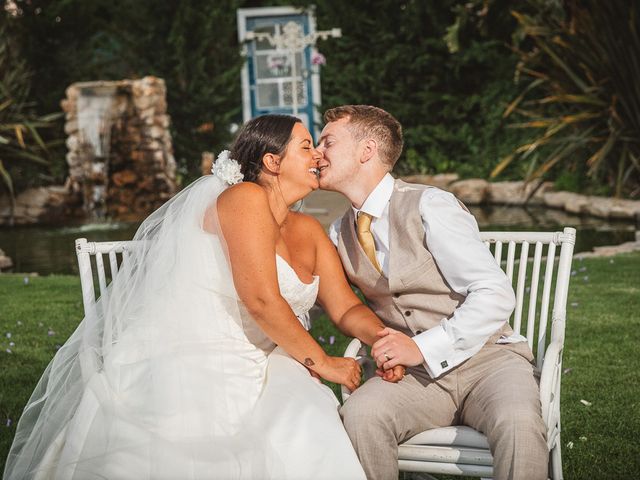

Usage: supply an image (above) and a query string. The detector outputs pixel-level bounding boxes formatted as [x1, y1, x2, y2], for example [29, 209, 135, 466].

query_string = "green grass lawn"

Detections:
[1, 252, 639, 478]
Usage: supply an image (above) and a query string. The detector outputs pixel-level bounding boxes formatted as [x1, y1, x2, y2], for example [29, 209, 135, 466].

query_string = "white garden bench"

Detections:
[342, 227, 576, 480]
[76, 227, 576, 480]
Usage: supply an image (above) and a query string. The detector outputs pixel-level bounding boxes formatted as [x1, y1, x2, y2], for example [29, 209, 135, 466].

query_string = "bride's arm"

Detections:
[307, 217, 385, 346]
[216, 183, 361, 390]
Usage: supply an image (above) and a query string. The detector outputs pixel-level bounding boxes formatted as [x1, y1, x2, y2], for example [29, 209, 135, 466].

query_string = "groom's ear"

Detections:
[262, 153, 281, 174]
[360, 138, 378, 164]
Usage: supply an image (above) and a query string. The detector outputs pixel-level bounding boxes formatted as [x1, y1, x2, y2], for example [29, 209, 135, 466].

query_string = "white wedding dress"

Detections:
[4, 176, 365, 480]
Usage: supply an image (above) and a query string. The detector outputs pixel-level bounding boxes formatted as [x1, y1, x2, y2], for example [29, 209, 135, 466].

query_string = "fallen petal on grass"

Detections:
[563, 368, 573, 374]
[329, 336, 335, 345]
[580, 399, 592, 406]
[579, 436, 587, 442]
[566, 441, 574, 449]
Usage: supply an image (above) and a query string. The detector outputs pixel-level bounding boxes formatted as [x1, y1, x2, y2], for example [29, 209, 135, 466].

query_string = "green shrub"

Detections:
[495, 0, 640, 198]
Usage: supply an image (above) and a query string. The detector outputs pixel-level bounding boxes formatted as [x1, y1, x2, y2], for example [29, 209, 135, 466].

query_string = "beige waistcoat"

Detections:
[337, 180, 514, 348]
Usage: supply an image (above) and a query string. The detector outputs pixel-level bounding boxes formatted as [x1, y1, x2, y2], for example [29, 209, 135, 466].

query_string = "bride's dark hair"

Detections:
[230, 114, 302, 183]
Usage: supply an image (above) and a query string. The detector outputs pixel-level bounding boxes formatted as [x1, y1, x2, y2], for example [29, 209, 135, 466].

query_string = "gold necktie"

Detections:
[356, 212, 382, 273]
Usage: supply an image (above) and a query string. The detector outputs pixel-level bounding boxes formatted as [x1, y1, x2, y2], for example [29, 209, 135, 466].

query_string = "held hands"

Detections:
[313, 356, 362, 392]
[376, 364, 406, 383]
[372, 327, 425, 372]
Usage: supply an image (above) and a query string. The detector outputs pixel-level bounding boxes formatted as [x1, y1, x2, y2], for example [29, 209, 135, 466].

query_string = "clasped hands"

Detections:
[312, 327, 423, 392]
[372, 327, 425, 381]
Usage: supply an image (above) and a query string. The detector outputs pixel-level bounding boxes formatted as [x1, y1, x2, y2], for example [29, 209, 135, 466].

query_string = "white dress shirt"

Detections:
[330, 174, 523, 378]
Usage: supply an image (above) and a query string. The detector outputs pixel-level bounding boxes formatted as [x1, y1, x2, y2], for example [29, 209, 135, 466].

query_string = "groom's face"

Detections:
[316, 118, 361, 192]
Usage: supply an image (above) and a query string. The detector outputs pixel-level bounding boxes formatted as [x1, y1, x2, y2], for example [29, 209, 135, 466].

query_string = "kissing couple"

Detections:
[4, 106, 547, 480]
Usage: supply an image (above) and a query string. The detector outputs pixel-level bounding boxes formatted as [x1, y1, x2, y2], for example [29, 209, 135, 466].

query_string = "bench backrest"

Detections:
[479, 227, 576, 368]
[76, 227, 576, 368]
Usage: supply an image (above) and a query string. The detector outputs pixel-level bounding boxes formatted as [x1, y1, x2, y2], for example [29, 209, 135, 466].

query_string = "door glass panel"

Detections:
[257, 83, 280, 108]
[253, 25, 276, 51]
[282, 81, 306, 107]
[256, 53, 291, 79]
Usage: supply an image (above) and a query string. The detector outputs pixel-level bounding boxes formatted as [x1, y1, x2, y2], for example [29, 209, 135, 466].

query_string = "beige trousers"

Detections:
[340, 343, 548, 480]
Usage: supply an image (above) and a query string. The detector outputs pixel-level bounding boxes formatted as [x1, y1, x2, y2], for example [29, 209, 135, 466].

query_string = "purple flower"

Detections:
[5, 418, 11, 427]
[329, 336, 335, 345]
[47, 330, 55, 337]
[5, 349, 11, 354]
[311, 52, 326, 66]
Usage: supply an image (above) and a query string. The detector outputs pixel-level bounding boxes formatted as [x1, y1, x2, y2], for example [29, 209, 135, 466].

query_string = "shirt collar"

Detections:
[352, 173, 394, 219]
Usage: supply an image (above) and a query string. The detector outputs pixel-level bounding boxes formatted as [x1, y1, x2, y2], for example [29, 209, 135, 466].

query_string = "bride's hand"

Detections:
[314, 356, 362, 392]
[375, 364, 406, 383]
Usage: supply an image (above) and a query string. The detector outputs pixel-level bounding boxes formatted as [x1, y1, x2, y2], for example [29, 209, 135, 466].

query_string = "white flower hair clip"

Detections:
[212, 150, 244, 185]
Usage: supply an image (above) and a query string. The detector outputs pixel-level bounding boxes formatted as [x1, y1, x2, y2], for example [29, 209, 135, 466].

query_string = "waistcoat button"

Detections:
[404, 310, 412, 316]
[393, 293, 400, 298]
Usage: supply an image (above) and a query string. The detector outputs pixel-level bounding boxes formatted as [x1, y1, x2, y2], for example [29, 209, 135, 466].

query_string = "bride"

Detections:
[3, 115, 404, 479]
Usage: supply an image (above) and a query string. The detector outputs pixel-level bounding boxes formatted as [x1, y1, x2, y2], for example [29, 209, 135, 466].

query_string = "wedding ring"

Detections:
[383, 352, 391, 361]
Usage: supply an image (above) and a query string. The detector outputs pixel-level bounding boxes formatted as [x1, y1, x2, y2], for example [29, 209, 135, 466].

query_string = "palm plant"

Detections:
[493, 0, 640, 198]
[0, 21, 61, 222]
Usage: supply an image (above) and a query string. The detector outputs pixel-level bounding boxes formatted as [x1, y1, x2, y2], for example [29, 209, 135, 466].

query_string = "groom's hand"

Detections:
[372, 327, 425, 371]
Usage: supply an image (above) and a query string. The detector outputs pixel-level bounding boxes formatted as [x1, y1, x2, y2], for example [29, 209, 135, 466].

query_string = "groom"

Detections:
[316, 105, 548, 480]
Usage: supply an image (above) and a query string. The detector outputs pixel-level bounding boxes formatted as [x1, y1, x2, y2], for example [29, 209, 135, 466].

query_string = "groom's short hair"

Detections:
[324, 105, 403, 170]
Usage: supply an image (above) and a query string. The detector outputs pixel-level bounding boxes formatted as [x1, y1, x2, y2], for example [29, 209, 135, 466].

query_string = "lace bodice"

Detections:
[275, 255, 319, 330]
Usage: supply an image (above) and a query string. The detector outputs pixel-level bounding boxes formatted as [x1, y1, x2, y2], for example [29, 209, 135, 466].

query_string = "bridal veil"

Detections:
[3, 175, 284, 479]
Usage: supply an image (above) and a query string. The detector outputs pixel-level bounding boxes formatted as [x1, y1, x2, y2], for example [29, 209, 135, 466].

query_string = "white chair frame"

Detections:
[341, 227, 576, 480]
[75, 238, 135, 316]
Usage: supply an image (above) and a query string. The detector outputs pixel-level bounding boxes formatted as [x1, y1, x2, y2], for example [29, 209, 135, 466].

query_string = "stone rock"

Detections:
[15, 187, 50, 208]
[543, 191, 587, 211]
[401, 173, 459, 190]
[65, 85, 80, 102]
[488, 180, 554, 205]
[139, 106, 156, 120]
[64, 119, 78, 135]
[146, 125, 165, 139]
[607, 199, 640, 220]
[154, 114, 171, 128]
[112, 170, 138, 186]
[585, 197, 614, 218]
[133, 95, 156, 111]
[563, 194, 590, 214]
[66, 134, 80, 152]
[201, 152, 214, 176]
[449, 179, 489, 205]
[0, 248, 13, 270]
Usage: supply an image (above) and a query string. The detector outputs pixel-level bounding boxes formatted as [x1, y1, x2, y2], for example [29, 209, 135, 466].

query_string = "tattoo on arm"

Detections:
[304, 357, 315, 367]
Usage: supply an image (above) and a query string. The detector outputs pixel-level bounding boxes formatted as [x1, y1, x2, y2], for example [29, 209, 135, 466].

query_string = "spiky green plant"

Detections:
[0, 20, 61, 221]
[494, 0, 640, 198]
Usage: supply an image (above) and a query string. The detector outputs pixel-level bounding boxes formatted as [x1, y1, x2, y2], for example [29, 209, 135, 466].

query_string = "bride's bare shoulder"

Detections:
[288, 211, 324, 231]
[217, 182, 270, 215]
